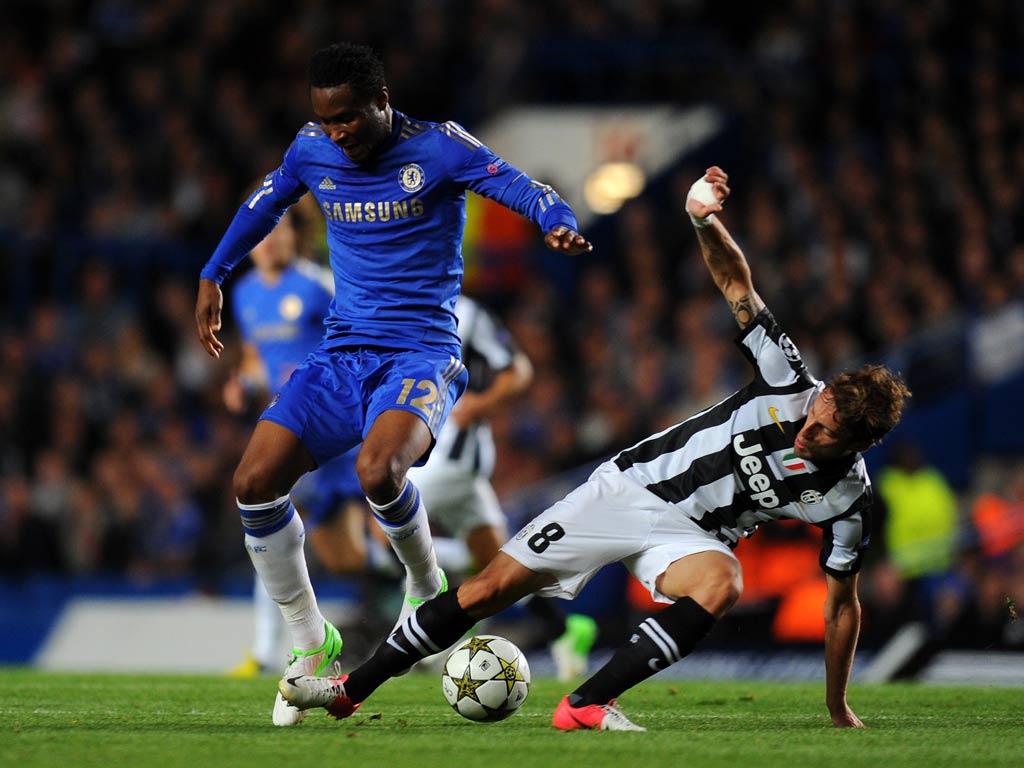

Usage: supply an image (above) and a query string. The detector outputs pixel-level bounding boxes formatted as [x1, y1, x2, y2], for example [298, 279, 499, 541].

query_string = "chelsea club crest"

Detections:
[399, 163, 425, 193]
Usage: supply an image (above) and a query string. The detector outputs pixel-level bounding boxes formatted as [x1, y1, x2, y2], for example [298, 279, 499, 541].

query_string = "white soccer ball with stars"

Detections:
[441, 635, 531, 722]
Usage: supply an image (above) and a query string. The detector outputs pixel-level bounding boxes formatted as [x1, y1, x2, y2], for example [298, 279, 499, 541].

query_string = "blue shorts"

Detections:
[260, 345, 468, 468]
[291, 447, 363, 528]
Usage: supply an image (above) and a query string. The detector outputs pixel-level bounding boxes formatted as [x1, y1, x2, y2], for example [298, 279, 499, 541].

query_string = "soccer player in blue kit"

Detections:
[194, 42, 592, 722]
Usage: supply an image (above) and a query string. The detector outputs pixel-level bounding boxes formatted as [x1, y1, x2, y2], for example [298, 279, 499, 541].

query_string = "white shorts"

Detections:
[406, 464, 506, 540]
[501, 461, 736, 603]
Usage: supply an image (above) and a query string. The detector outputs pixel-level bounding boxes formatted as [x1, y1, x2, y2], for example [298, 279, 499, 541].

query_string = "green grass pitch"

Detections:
[1, 668, 1021, 768]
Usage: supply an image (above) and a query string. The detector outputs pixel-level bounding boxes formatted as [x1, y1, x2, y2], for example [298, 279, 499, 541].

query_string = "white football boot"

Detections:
[271, 621, 343, 726]
[279, 673, 360, 720]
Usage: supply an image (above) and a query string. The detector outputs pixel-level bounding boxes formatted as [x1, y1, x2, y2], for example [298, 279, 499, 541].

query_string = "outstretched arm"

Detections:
[452, 130, 593, 256]
[823, 572, 865, 728]
[688, 167, 765, 329]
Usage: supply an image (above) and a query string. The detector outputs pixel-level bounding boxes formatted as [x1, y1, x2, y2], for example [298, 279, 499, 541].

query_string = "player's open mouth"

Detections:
[339, 141, 363, 159]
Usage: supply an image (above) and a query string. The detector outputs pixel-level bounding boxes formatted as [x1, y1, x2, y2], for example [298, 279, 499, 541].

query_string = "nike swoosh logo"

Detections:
[569, 711, 592, 729]
[768, 406, 785, 432]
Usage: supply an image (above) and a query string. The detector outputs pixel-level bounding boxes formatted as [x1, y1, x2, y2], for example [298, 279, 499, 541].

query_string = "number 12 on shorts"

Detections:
[396, 378, 439, 416]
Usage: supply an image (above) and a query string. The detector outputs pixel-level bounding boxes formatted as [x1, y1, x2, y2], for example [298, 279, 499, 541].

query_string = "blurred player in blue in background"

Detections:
[408, 295, 597, 680]
[194, 42, 591, 725]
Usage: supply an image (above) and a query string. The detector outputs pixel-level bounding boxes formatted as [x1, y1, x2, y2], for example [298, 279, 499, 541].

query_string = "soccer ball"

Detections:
[441, 635, 531, 722]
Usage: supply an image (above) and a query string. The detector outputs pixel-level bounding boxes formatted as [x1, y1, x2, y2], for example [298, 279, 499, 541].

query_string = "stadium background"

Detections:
[0, 1, 1021, 680]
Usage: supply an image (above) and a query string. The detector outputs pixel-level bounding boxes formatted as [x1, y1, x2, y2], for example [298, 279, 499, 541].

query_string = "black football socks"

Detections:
[570, 596, 715, 707]
[345, 590, 474, 703]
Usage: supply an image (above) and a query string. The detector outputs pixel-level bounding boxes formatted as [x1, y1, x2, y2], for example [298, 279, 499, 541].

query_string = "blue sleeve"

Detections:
[440, 122, 580, 234]
[199, 143, 309, 284]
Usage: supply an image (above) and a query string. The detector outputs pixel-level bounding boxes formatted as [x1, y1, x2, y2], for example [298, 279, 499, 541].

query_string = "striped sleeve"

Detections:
[734, 309, 815, 390]
[817, 491, 872, 576]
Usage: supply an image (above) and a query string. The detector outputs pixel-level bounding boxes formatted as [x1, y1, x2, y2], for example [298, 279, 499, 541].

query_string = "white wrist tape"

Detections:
[687, 178, 719, 228]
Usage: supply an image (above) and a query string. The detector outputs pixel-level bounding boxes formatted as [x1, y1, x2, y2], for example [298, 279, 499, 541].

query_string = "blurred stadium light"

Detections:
[478, 105, 723, 226]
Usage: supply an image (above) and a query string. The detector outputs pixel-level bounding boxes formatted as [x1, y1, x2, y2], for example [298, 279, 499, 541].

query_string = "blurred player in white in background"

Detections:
[408, 295, 597, 679]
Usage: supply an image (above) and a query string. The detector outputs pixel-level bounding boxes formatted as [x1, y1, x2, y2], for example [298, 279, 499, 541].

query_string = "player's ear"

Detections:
[375, 86, 389, 110]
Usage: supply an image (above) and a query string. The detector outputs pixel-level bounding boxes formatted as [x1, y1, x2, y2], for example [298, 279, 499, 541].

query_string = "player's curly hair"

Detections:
[309, 42, 386, 102]
[825, 364, 911, 447]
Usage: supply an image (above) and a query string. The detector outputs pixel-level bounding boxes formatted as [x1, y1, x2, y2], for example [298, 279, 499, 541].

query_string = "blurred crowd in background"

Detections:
[1, 0, 1022, 655]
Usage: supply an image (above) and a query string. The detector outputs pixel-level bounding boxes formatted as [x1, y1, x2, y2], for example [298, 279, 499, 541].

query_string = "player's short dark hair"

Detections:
[826, 364, 911, 446]
[309, 43, 386, 102]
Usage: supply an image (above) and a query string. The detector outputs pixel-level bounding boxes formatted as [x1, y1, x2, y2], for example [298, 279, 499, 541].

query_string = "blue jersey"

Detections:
[202, 111, 579, 354]
[231, 260, 334, 388]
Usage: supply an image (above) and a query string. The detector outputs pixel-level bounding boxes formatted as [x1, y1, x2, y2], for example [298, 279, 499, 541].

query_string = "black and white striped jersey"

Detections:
[613, 308, 871, 576]
[427, 295, 516, 477]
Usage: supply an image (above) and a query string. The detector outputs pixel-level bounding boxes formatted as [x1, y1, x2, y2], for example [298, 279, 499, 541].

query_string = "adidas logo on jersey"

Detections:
[319, 177, 337, 190]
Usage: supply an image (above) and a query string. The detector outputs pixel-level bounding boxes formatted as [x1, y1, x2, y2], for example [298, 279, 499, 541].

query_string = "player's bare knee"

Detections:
[356, 451, 405, 502]
[678, 561, 742, 617]
[233, 462, 273, 504]
[724, 567, 744, 609]
[706, 564, 743, 616]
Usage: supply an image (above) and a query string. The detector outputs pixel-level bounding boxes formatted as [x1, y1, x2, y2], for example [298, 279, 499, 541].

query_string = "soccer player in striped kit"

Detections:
[195, 42, 591, 725]
[281, 166, 910, 731]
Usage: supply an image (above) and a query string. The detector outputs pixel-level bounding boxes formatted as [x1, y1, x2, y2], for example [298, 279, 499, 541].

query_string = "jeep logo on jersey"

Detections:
[399, 163, 425, 192]
[733, 434, 780, 509]
[778, 332, 801, 362]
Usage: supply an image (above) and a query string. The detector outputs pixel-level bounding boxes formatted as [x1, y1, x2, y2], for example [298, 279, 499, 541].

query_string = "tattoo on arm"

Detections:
[696, 223, 763, 328]
[729, 293, 764, 329]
